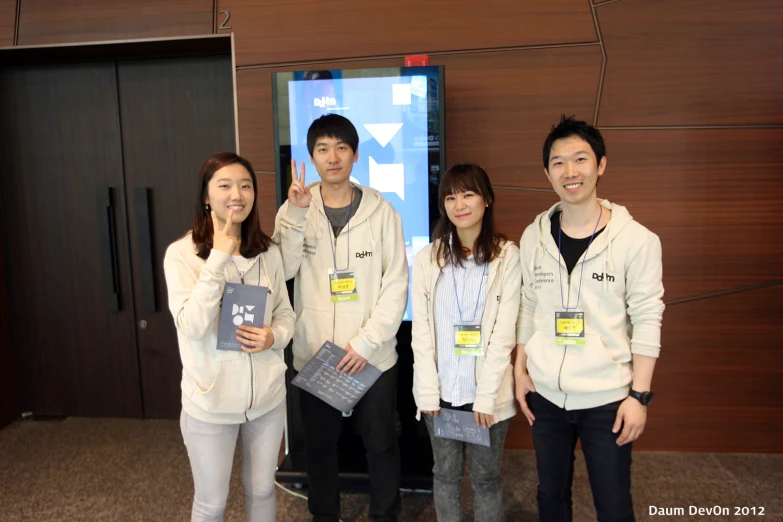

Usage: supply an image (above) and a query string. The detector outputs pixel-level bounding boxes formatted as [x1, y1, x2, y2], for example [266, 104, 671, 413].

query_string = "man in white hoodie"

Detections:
[514, 115, 664, 522]
[275, 114, 408, 522]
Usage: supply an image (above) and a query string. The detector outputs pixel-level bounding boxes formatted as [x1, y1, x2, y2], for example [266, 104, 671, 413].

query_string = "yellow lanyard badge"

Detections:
[454, 325, 482, 356]
[329, 268, 358, 302]
[555, 311, 585, 345]
[451, 261, 487, 357]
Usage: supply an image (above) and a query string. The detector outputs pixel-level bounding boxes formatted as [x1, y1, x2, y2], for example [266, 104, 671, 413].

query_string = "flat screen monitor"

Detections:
[272, 66, 445, 321]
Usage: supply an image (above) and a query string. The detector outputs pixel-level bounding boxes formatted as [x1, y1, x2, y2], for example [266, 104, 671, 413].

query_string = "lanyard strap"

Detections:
[557, 206, 603, 310]
[230, 257, 262, 285]
[322, 188, 353, 271]
[451, 259, 488, 324]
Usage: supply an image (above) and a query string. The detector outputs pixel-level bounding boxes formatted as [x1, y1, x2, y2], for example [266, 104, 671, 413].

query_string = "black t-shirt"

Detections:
[550, 211, 606, 274]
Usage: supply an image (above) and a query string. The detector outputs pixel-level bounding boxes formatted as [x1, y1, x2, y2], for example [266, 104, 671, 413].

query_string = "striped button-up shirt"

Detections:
[434, 256, 488, 407]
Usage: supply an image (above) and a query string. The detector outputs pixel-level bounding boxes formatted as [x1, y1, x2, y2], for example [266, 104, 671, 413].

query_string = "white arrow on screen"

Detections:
[369, 157, 405, 201]
[363, 123, 403, 147]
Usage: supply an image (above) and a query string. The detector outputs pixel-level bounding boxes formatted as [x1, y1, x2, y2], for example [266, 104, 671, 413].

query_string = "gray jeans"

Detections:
[424, 413, 511, 522]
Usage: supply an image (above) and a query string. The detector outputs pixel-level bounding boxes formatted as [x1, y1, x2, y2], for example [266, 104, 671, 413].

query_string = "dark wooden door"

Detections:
[117, 55, 236, 418]
[0, 63, 143, 417]
[0, 235, 19, 427]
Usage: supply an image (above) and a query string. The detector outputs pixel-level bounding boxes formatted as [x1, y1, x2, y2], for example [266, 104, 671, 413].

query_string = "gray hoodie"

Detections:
[517, 200, 665, 410]
[275, 182, 408, 372]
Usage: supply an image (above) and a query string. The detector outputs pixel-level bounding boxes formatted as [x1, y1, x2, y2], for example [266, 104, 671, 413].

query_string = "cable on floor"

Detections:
[274, 481, 345, 522]
[273, 481, 433, 521]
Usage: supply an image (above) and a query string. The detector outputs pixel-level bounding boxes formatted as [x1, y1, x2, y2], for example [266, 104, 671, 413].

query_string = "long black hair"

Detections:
[190, 152, 273, 260]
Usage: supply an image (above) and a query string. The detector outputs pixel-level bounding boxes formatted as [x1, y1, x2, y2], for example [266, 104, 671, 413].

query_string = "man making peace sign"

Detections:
[275, 114, 408, 522]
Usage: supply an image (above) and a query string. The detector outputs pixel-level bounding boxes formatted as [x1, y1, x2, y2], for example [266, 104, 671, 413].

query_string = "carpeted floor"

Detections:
[0, 417, 780, 522]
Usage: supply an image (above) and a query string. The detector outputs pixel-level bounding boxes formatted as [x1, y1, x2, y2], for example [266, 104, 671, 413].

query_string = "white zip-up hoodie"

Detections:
[517, 200, 664, 411]
[274, 183, 408, 372]
[163, 234, 295, 424]
[412, 240, 521, 422]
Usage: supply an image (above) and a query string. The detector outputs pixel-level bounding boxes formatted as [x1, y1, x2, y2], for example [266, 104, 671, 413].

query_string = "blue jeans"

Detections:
[423, 402, 511, 522]
[528, 393, 635, 522]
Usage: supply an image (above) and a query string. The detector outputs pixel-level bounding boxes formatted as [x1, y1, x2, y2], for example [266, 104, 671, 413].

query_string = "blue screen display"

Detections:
[277, 67, 444, 320]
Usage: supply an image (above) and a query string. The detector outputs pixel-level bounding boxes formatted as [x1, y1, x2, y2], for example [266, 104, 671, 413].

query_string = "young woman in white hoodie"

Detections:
[163, 152, 295, 522]
[411, 163, 521, 522]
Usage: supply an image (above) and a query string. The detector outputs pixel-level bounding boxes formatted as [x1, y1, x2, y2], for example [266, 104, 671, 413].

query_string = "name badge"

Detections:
[454, 325, 482, 356]
[328, 268, 358, 302]
[555, 311, 585, 345]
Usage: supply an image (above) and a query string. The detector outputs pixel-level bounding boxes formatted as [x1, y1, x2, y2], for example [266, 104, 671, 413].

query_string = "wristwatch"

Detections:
[629, 389, 654, 406]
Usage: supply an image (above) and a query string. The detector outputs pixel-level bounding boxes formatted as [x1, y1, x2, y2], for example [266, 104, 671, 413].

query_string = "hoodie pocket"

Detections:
[559, 333, 623, 394]
[496, 364, 515, 407]
[523, 331, 562, 393]
[188, 357, 250, 415]
[294, 307, 331, 362]
[250, 351, 287, 411]
[334, 311, 366, 350]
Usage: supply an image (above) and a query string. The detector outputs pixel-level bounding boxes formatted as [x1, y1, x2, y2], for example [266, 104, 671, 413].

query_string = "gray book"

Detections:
[217, 282, 269, 351]
[432, 408, 491, 447]
[292, 341, 382, 413]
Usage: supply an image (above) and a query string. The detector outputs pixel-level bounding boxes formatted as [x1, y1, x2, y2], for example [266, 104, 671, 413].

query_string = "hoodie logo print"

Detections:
[534, 267, 555, 291]
[592, 272, 615, 283]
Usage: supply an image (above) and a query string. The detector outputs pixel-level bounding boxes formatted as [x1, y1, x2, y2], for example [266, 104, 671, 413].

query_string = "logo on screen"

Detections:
[314, 96, 336, 108]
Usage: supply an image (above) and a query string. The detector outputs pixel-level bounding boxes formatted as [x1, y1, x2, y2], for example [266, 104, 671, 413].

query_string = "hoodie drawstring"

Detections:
[368, 221, 376, 252]
[315, 210, 324, 239]
[603, 221, 615, 293]
[261, 255, 273, 294]
[529, 242, 544, 271]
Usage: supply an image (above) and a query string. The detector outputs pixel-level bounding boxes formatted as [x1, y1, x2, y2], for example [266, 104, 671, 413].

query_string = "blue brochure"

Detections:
[432, 408, 491, 447]
[217, 282, 269, 351]
[292, 341, 382, 413]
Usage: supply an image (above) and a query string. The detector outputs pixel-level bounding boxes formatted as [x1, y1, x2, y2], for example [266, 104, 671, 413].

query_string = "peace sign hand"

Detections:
[288, 159, 312, 208]
[211, 210, 238, 254]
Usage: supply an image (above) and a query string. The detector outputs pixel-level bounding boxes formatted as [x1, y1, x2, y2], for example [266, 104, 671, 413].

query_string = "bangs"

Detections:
[439, 166, 486, 200]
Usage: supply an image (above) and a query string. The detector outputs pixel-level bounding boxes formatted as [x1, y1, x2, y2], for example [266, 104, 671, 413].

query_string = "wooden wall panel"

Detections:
[237, 46, 601, 192]
[596, 0, 783, 126]
[436, 47, 601, 189]
[256, 173, 277, 234]
[218, 0, 597, 66]
[641, 284, 783, 452]
[597, 128, 783, 302]
[0, 0, 16, 46]
[17, 0, 213, 46]
[493, 188, 558, 246]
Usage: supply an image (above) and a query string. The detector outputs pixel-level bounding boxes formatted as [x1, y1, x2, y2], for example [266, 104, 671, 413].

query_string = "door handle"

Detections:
[134, 187, 157, 313]
[98, 188, 121, 312]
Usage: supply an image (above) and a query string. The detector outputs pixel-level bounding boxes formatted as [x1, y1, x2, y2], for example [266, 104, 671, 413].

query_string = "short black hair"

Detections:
[543, 115, 606, 169]
[306, 114, 359, 157]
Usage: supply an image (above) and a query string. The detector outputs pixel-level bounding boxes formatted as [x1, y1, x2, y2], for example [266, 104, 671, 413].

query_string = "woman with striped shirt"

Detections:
[411, 163, 522, 522]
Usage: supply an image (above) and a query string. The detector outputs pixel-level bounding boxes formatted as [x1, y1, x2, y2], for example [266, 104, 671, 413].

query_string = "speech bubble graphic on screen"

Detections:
[363, 123, 403, 147]
[364, 123, 405, 201]
[369, 157, 405, 201]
